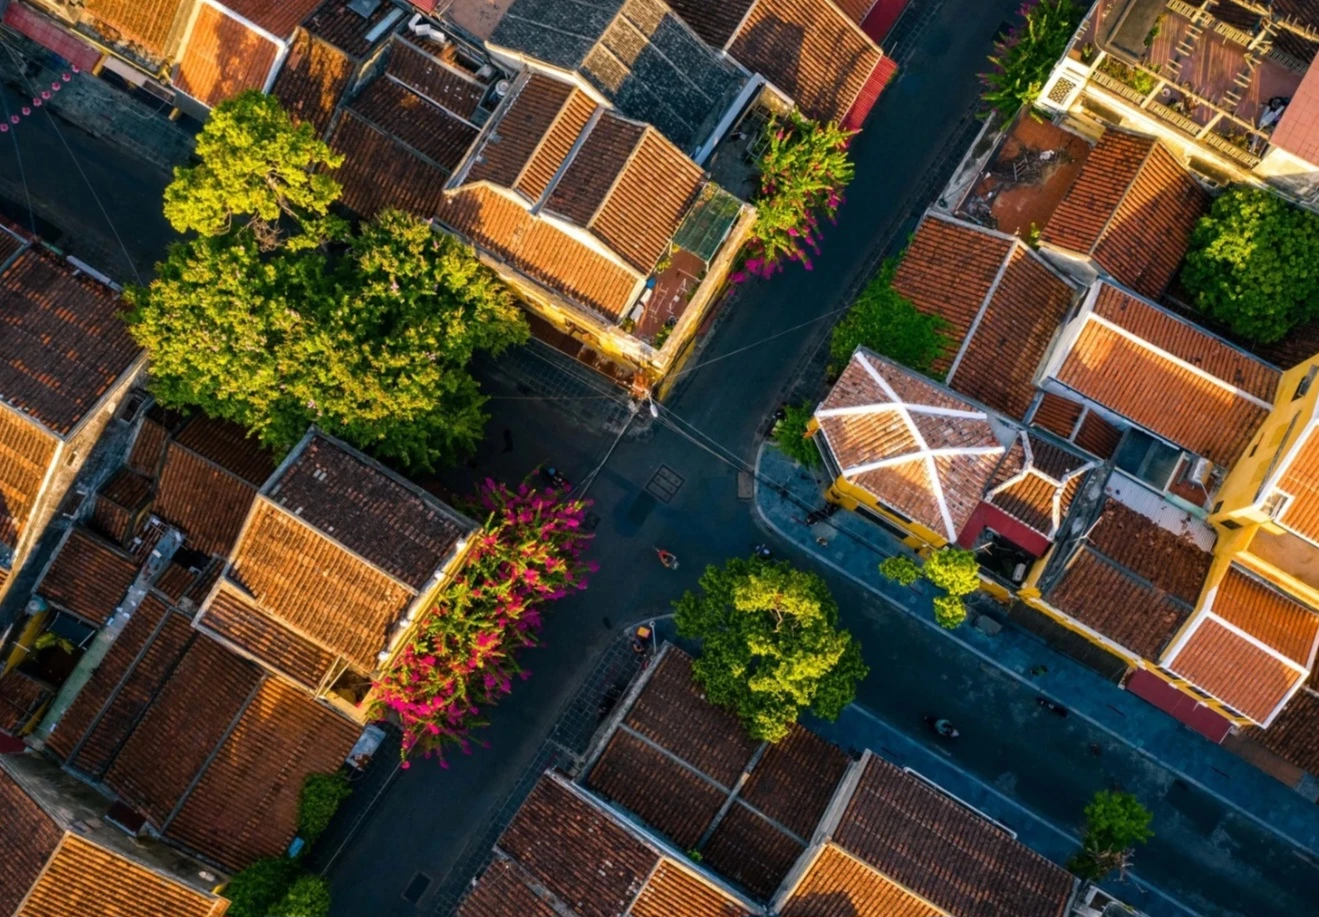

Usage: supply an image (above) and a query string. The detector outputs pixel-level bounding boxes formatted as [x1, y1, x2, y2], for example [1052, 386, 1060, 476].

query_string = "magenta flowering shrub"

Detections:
[373, 480, 595, 766]
[733, 111, 855, 282]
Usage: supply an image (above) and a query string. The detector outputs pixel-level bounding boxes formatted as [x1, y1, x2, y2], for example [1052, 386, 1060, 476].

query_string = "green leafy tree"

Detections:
[164, 91, 344, 244]
[932, 594, 968, 629]
[829, 260, 951, 376]
[773, 401, 821, 468]
[981, 0, 1084, 121]
[675, 558, 868, 742]
[1068, 790, 1154, 880]
[297, 772, 352, 845]
[223, 857, 299, 917]
[879, 555, 921, 587]
[1182, 187, 1319, 343]
[272, 876, 332, 917]
[923, 547, 981, 598]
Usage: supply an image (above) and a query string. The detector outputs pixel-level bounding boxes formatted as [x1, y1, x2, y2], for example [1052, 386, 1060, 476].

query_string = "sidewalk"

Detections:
[754, 443, 1319, 858]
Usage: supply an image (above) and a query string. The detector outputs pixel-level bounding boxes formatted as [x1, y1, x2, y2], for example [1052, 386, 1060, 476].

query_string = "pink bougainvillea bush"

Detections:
[732, 111, 855, 283]
[373, 480, 595, 766]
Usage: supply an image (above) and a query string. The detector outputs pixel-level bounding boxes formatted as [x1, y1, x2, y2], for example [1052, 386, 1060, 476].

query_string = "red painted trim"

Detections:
[2, 4, 101, 73]
[860, 0, 912, 43]
[957, 502, 1051, 557]
[841, 54, 898, 132]
[1126, 669, 1232, 743]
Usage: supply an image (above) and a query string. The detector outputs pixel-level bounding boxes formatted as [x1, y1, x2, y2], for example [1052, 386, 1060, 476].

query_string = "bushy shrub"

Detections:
[932, 595, 968, 629]
[829, 260, 951, 377]
[272, 876, 332, 917]
[923, 547, 982, 598]
[223, 857, 299, 917]
[773, 402, 821, 468]
[879, 556, 921, 587]
[297, 772, 352, 845]
[981, 0, 1085, 120]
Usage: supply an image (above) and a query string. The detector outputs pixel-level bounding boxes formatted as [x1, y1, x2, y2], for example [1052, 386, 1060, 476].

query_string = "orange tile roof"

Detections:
[985, 433, 1092, 538]
[82, 0, 191, 60]
[305, 0, 402, 58]
[469, 75, 579, 190]
[664, 0, 754, 48]
[328, 112, 452, 219]
[270, 28, 353, 138]
[0, 765, 62, 917]
[516, 89, 597, 203]
[1211, 567, 1319, 667]
[0, 248, 142, 436]
[1084, 498, 1213, 604]
[815, 349, 1007, 541]
[1270, 52, 1319, 167]
[386, 40, 487, 120]
[728, 0, 883, 123]
[93, 467, 155, 545]
[221, 0, 324, 38]
[1247, 686, 1319, 777]
[1166, 616, 1306, 723]
[437, 184, 642, 319]
[199, 583, 337, 690]
[546, 113, 646, 226]
[38, 528, 139, 626]
[781, 843, 940, 917]
[21, 835, 227, 917]
[174, 3, 280, 108]
[1277, 424, 1319, 543]
[1042, 130, 1207, 298]
[0, 407, 57, 550]
[457, 857, 560, 917]
[348, 74, 480, 173]
[1051, 283, 1278, 466]
[165, 678, 358, 870]
[702, 802, 804, 899]
[629, 860, 753, 917]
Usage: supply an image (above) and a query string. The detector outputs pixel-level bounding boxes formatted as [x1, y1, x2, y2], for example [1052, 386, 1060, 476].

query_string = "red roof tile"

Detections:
[498, 775, 658, 917]
[631, 860, 753, 917]
[1270, 54, 1319, 167]
[220, 0, 323, 38]
[105, 637, 262, 826]
[469, 74, 578, 189]
[1030, 392, 1082, 440]
[516, 89, 596, 203]
[386, 40, 487, 120]
[835, 755, 1074, 917]
[0, 407, 58, 550]
[1166, 616, 1305, 723]
[155, 437, 263, 559]
[349, 75, 479, 173]
[986, 434, 1091, 538]
[38, 529, 140, 626]
[174, 3, 280, 108]
[271, 28, 353, 138]
[328, 112, 452, 219]
[93, 468, 155, 545]
[738, 724, 850, 839]
[0, 668, 51, 734]
[1277, 424, 1319, 543]
[1248, 687, 1319, 776]
[1210, 567, 1319, 666]
[166, 678, 358, 870]
[702, 802, 805, 900]
[1085, 498, 1212, 603]
[546, 113, 646, 226]
[81, 0, 191, 60]
[664, 0, 755, 47]
[728, 0, 883, 123]
[0, 765, 62, 917]
[199, 583, 337, 690]
[0, 248, 141, 436]
[458, 857, 560, 917]
[781, 843, 938, 917]
[306, 0, 402, 58]
[127, 415, 171, 479]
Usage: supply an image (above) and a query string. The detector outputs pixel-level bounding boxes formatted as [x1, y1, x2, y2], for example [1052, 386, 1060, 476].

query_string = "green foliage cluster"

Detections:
[675, 558, 868, 742]
[829, 260, 952, 377]
[128, 92, 528, 471]
[1181, 187, 1319, 344]
[878, 555, 921, 587]
[878, 547, 980, 629]
[1068, 790, 1155, 880]
[773, 401, 822, 468]
[981, 0, 1084, 121]
[223, 858, 299, 917]
[1097, 56, 1159, 95]
[272, 876, 333, 917]
[297, 772, 352, 846]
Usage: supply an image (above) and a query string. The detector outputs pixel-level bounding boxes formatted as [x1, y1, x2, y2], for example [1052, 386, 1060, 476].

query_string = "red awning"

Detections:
[860, 0, 912, 42]
[842, 54, 898, 132]
[1126, 668, 1233, 743]
[3, 4, 102, 73]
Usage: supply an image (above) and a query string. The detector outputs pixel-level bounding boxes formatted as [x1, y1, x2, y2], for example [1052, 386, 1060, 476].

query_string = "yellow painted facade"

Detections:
[1, 610, 50, 677]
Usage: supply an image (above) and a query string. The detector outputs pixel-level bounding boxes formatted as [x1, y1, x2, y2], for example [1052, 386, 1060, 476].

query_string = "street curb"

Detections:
[751, 441, 1319, 860]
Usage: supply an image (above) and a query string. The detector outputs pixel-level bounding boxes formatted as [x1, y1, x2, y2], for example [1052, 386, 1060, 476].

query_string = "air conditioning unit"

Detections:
[1184, 453, 1213, 487]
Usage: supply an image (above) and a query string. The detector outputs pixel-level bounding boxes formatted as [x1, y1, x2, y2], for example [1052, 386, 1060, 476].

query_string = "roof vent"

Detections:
[348, 0, 383, 16]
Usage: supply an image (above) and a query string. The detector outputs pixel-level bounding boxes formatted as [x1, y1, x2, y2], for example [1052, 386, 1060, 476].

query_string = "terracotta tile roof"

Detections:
[664, 0, 754, 48]
[349, 74, 480, 173]
[0, 669, 51, 734]
[199, 582, 337, 690]
[985, 433, 1092, 538]
[515, 89, 596, 203]
[38, 529, 140, 626]
[892, 217, 1015, 374]
[46, 596, 189, 774]
[221, 0, 325, 37]
[437, 183, 642, 319]
[93, 468, 155, 545]
[229, 500, 414, 669]
[728, 0, 882, 123]
[1051, 284, 1278, 466]
[105, 637, 261, 826]
[82, 0, 191, 60]
[498, 775, 658, 917]
[128, 414, 172, 479]
[738, 724, 850, 839]
[587, 729, 727, 848]
[546, 113, 646, 226]
[386, 40, 487, 120]
[271, 28, 354, 138]
[1269, 52, 1319, 167]
[1030, 392, 1082, 441]
[781, 843, 937, 917]
[155, 424, 269, 558]
[0, 407, 57, 550]
[457, 857, 560, 917]
[1043, 131, 1208, 298]
[624, 649, 759, 786]
[166, 678, 358, 870]
[265, 433, 468, 587]
[702, 802, 805, 899]
[1277, 425, 1319, 543]
[815, 349, 1007, 542]
[329, 112, 452, 219]
[469, 74, 578, 189]
[0, 226, 26, 266]
[174, 3, 280, 108]
[1248, 687, 1319, 776]
[1166, 616, 1305, 723]
[0, 248, 141, 436]
[1209, 567, 1319, 666]
[0, 765, 62, 917]
[835, 755, 1074, 917]
[1073, 409, 1122, 459]
[950, 248, 1078, 420]
[1085, 498, 1212, 604]
[306, 0, 402, 58]
[21, 834, 227, 917]
[629, 860, 753, 917]
[1047, 548, 1192, 659]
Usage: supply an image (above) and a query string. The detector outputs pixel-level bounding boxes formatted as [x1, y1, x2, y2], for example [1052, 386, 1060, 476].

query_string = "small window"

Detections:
[1293, 366, 1318, 401]
[1211, 501, 1224, 514]
[1248, 441, 1259, 458]
[1220, 519, 1241, 530]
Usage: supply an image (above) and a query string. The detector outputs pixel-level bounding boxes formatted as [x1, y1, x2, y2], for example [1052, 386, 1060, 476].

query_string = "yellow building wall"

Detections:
[2, 611, 50, 677]
[825, 477, 946, 552]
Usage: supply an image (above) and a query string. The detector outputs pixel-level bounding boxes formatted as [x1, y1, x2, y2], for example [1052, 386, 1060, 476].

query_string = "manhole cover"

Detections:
[401, 872, 430, 904]
[645, 465, 684, 503]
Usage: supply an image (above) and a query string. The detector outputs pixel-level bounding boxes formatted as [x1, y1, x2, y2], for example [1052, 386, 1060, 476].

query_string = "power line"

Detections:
[0, 83, 36, 234]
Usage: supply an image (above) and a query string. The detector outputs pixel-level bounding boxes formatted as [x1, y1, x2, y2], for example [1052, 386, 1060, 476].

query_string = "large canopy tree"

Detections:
[127, 92, 527, 470]
[674, 558, 868, 742]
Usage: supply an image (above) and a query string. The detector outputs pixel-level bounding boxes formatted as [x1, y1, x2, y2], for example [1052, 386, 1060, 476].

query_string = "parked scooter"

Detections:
[1036, 696, 1069, 717]
[923, 714, 960, 739]
[804, 503, 840, 526]
[752, 544, 773, 559]
[541, 465, 572, 491]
